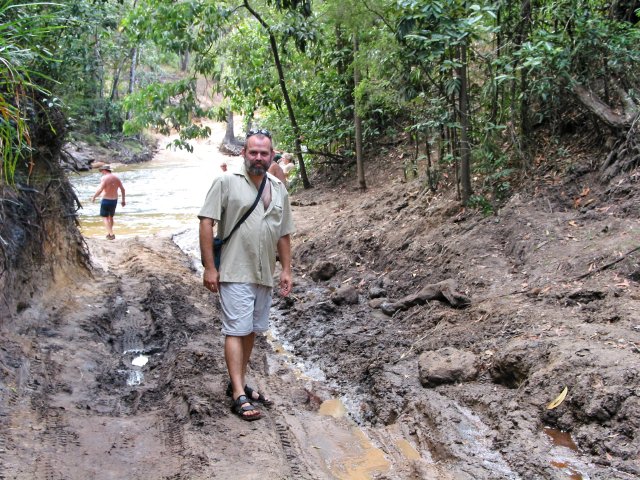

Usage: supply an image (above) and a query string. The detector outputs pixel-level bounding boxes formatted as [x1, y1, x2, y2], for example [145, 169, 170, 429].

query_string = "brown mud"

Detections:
[1, 150, 639, 479]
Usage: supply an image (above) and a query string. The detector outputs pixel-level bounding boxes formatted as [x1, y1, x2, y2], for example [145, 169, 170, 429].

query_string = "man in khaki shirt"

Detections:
[198, 129, 294, 421]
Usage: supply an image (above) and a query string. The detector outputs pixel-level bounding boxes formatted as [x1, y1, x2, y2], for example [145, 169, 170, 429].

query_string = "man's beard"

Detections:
[245, 157, 270, 175]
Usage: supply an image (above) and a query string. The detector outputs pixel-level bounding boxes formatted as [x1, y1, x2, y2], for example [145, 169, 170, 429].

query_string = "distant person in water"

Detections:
[220, 162, 228, 172]
[91, 165, 125, 240]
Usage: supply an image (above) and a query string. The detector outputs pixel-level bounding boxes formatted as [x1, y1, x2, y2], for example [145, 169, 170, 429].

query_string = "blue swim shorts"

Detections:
[100, 199, 118, 217]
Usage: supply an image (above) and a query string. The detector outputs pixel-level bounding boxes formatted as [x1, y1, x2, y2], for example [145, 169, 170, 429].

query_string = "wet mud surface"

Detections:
[1, 160, 639, 479]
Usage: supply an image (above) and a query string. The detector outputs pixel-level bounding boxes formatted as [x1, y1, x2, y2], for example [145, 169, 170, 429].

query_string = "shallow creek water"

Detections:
[70, 131, 230, 240]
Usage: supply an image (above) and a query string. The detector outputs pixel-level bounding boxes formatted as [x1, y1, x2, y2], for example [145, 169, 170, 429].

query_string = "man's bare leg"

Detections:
[225, 335, 260, 418]
[241, 333, 256, 380]
[102, 216, 114, 237]
[240, 332, 272, 404]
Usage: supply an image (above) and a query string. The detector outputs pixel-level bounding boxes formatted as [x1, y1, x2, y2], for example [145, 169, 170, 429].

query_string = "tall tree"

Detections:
[353, 35, 366, 191]
[242, 0, 312, 188]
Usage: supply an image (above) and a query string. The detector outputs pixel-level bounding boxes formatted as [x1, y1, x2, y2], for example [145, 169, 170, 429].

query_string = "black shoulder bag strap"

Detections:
[220, 173, 268, 244]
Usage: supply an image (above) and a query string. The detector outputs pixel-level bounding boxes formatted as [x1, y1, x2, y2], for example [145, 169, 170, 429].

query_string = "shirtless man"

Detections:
[91, 165, 126, 240]
[268, 159, 286, 184]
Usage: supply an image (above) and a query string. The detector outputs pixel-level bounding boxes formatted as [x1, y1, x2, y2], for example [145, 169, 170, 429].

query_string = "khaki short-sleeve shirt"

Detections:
[198, 165, 295, 287]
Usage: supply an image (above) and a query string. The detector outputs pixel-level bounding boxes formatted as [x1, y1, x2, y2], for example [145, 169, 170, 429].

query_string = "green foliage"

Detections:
[266, 0, 312, 17]
[467, 194, 494, 215]
[0, 1, 63, 184]
[3, 0, 637, 195]
[216, 20, 280, 117]
[125, 0, 229, 55]
[123, 79, 213, 149]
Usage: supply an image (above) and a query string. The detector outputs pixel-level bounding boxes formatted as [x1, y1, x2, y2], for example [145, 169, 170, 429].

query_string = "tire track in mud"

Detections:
[28, 343, 81, 480]
[268, 411, 315, 479]
[0, 408, 10, 480]
[112, 240, 315, 480]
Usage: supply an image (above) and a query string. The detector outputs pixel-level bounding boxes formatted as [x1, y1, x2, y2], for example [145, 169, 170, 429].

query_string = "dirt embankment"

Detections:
[0, 146, 638, 479]
[282, 157, 640, 479]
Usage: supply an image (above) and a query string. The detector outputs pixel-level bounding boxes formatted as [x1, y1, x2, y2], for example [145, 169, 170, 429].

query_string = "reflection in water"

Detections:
[545, 428, 585, 480]
[544, 427, 579, 451]
[70, 127, 237, 239]
[550, 461, 584, 480]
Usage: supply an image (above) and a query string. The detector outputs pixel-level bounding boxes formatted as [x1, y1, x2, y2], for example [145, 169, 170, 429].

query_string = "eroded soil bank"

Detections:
[0, 155, 639, 479]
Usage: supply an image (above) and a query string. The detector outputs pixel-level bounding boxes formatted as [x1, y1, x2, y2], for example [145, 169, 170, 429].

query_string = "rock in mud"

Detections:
[368, 284, 387, 298]
[368, 297, 387, 309]
[331, 284, 359, 305]
[418, 347, 478, 387]
[310, 260, 338, 281]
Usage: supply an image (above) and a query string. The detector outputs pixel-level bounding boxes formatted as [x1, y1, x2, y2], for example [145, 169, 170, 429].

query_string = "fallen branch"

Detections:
[380, 279, 471, 316]
[303, 149, 351, 163]
[575, 245, 640, 280]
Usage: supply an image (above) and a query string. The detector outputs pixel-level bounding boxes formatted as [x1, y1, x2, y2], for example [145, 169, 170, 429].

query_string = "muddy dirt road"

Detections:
[1, 157, 639, 479]
[0, 235, 452, 479]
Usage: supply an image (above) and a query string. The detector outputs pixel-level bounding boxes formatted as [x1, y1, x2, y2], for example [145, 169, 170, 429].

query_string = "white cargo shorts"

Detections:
[218, 282, 273, 336]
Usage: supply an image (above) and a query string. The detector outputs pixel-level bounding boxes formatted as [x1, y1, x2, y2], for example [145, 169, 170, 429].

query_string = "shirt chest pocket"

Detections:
[267, 202, 283, 219]
[265, 199, 284, 234]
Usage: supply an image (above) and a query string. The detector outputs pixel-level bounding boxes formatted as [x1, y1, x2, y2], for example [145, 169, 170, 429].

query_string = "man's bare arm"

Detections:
[91, 180, 105, 202]
[277, 234, 292, 296]
[199, 217, 219, 292]
[269, 163, 287, 184]
[119, 180, 126, 206]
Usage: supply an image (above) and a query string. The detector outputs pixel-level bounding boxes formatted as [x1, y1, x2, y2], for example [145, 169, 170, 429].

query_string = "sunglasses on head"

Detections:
[246, 128, 272, 139]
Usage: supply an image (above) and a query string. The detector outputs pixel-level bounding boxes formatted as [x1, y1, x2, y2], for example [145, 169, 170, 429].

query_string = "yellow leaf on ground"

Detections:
[547, 387, 568, 410]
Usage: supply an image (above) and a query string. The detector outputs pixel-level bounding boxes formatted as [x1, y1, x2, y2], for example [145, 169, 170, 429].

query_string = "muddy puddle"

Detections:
[544, 427, 589, 480]
[267, 325, 399, 478]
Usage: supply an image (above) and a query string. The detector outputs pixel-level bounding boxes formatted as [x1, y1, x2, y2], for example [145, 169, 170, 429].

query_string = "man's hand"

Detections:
[203, 266, 220, 292]
[121, 200, 126, 207]
[279, 270, 292, 296]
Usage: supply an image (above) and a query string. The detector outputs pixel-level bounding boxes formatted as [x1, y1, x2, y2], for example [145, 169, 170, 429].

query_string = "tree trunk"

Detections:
[126, 46, 138, 121]
[353, 36, 366, 191]
[110, 62, 122, 102]
[243, 1, 311, 189]
[180, 51, 190, 72]
[425, 133, 435, 192]
[223, 106, 236, 145]
[518, 0, 532, 168]
[458, 44, 472, 205]
[508, 0, 532, 167]
[572, 83, 638, 129]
